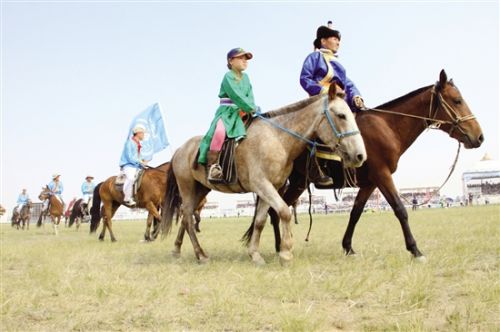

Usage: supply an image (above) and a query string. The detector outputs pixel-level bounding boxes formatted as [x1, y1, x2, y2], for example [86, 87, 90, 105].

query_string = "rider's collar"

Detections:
[319, 48, 338, 57]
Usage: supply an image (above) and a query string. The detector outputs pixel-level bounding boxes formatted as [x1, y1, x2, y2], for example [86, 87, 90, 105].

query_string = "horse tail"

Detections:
[160, 166, 181, 237]
[68, 199, 80, 228]
[241, 196, 260, 247]
[89, 183, 102, 233]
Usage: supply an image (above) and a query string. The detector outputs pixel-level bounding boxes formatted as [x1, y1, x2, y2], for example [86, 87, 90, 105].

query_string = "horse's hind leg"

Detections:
[248, 199, 271, 266]
[144, 213, 154, 241]
[104, 202, 120, 242]
[172, 222, 185, 258]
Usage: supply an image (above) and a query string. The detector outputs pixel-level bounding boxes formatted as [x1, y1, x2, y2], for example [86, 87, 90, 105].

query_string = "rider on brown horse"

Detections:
[119, 124, 148, 206]
[300, 22, 367, 187]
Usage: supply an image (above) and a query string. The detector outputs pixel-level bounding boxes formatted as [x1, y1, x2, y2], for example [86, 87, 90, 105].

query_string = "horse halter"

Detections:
[322, 96, 360, 141]
[428, 84, 476, 137]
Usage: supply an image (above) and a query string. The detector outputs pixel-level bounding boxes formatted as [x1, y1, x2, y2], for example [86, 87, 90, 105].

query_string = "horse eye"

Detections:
[336, 113, 346, 120]
[453, 99, 462, 105]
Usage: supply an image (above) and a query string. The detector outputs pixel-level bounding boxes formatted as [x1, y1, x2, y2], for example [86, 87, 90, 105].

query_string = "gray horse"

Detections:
[161, 84, 367, 265]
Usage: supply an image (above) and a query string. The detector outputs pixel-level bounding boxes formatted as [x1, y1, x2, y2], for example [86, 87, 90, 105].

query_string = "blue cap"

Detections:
[227, 48, 253, 60]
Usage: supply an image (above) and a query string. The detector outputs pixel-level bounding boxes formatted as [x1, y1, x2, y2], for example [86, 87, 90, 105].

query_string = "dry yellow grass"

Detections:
[1, 205, 499, 331]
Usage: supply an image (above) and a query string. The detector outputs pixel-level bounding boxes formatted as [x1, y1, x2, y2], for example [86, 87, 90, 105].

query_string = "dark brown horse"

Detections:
[68, 198, 89, 231]
[244, 70, 484, 261]
[89, 162, 170, 242]
[38, 187, 64, 235]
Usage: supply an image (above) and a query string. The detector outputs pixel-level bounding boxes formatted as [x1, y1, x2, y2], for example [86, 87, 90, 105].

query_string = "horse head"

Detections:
[38, 186, 51, 201]
[315, 83, 367, 168]
[431, 69, 484, 149]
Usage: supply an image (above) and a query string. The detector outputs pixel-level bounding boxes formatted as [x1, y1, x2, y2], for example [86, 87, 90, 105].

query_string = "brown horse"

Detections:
[68, 198, 89, 231]
[0, 204, 5, 217]
[161, 84, 367, 265]
[89, 162, 170, 242]
[38, 187, 64, 235]
[244, 70, 484, 261]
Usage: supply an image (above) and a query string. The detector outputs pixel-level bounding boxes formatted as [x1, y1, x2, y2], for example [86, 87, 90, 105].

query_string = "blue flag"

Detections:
[126, 103, 169, 162]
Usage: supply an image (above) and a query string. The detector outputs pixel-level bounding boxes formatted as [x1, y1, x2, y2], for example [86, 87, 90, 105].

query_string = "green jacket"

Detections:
[198, 70, 256, 164]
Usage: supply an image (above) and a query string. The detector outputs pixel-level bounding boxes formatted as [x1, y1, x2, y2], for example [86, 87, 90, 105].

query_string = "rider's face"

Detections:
[321, 36, 340, 53]
[136, 132, 145, 140]
[229, 56, 248, 72]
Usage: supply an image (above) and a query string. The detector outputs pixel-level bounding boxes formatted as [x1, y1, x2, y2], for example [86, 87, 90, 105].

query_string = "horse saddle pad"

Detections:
[114, 169, 145, 199]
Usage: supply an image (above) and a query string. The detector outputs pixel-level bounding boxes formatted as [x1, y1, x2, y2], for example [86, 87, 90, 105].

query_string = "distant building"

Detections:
[463, 153, 500, 204]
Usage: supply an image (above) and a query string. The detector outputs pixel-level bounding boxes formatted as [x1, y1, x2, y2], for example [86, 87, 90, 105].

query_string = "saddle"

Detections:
[114, 169, 145, 200]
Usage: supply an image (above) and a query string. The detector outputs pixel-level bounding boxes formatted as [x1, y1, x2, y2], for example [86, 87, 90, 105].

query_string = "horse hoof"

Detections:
[98, 237, 104, 242]
[250, 253, 266, 266]
[198, 256, 210, 265]
[279, 251, 293, 267]
[172, 250, 181, 259]
[415, 255, 427, 264]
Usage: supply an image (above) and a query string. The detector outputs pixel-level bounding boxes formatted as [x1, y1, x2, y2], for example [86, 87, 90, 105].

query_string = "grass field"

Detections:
[1, 205, 499, 331]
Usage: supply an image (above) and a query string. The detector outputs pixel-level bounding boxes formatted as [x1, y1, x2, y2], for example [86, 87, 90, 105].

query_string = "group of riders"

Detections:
[13, 21, 366, 221]
[12, 175, 96, 225]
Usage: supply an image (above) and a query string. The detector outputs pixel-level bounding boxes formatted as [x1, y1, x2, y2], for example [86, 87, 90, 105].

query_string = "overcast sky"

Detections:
[1, 1, 498, 215]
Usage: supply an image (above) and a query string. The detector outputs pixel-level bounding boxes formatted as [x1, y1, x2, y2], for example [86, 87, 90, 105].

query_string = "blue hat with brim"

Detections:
[227, 48, 253, 60]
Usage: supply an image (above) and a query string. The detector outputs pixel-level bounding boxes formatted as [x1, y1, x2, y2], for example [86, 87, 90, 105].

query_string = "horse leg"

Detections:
[106, 203, 121, 242]
[377, 176, 425, 260]
[248, 199, 271, 266]
[254, 182, 294, 266]
[194, 211, 201, 233]
[52, 215, 59, 235]
[172, 222, 185, 258]
[342, 185, 376, 255]
[99, 201, 113, 241]
[144, 213, 154, 241]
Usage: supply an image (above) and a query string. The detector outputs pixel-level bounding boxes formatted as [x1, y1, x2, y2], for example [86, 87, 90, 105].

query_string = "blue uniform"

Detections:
[81, 181, 95, 195]
[16, 193, 29, 209]
[48, 180, 63, 195]
[119, 138, 144, 169]
[300, 49, 362, 112]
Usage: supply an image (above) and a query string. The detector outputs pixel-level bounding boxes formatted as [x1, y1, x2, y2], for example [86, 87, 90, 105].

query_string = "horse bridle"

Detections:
[368, 82, 476, 139]
[428, 84, 476, 137]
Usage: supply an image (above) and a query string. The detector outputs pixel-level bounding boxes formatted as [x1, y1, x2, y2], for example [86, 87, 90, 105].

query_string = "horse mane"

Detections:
[263, 94, 323, 118]
[376, 84, 434, 109]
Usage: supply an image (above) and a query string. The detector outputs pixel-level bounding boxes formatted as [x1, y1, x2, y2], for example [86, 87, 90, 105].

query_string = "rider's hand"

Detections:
[353, 96, 367, 111]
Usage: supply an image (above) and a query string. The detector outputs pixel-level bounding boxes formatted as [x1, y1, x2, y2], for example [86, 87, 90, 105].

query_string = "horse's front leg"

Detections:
[254, 181, 294, 266]
[342, 185, 376, 255]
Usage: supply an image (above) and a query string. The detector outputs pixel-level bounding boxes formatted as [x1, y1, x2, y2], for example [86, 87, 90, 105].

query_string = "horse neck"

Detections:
[263, 99, 323, 160]
[380, 89, 432, 154]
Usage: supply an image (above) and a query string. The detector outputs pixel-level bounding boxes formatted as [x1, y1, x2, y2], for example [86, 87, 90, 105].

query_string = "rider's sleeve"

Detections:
[81, 183, 86, 194]
[221, 72, 256, 113]
[300, 53, 323, 96]
[344, 76, 362, 110]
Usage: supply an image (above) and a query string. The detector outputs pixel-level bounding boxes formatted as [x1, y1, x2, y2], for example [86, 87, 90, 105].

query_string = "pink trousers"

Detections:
[210, 119, 226, 151]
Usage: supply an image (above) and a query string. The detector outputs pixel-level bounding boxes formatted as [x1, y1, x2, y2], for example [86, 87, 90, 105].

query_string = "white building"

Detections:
[462, 153, 500, 204]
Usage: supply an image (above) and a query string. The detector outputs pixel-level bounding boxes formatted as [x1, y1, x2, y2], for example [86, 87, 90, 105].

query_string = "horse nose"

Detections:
[477, 134, 484, 145]
[356, 154, 365, 162]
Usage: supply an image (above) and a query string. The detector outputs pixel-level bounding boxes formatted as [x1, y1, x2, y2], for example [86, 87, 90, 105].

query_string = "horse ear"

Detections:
[439, 69, 447, 87]
[328, 83, 337, 101]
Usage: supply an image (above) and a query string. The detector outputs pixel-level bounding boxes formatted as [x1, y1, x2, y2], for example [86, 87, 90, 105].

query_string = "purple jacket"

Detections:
[300, 50, 362, 112]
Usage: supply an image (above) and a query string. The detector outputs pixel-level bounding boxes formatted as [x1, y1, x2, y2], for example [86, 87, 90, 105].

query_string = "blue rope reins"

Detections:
[254, 96, 360, 156]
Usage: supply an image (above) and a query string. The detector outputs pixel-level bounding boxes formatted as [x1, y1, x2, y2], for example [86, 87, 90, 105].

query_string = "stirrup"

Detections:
[208, 164, 224, 182]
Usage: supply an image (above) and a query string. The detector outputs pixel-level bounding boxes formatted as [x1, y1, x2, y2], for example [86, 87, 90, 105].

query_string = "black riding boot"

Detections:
[309, 156, 334, 187]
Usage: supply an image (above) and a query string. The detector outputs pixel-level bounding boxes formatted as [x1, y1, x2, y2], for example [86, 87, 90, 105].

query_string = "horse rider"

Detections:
[198, 47, 258, 181]
[299, 22, 367, 186]
[81, 175, 95, 206]
[119, 124, 148, 206]
[14, 188, 30, 215]
[46, 174, 64, 208]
